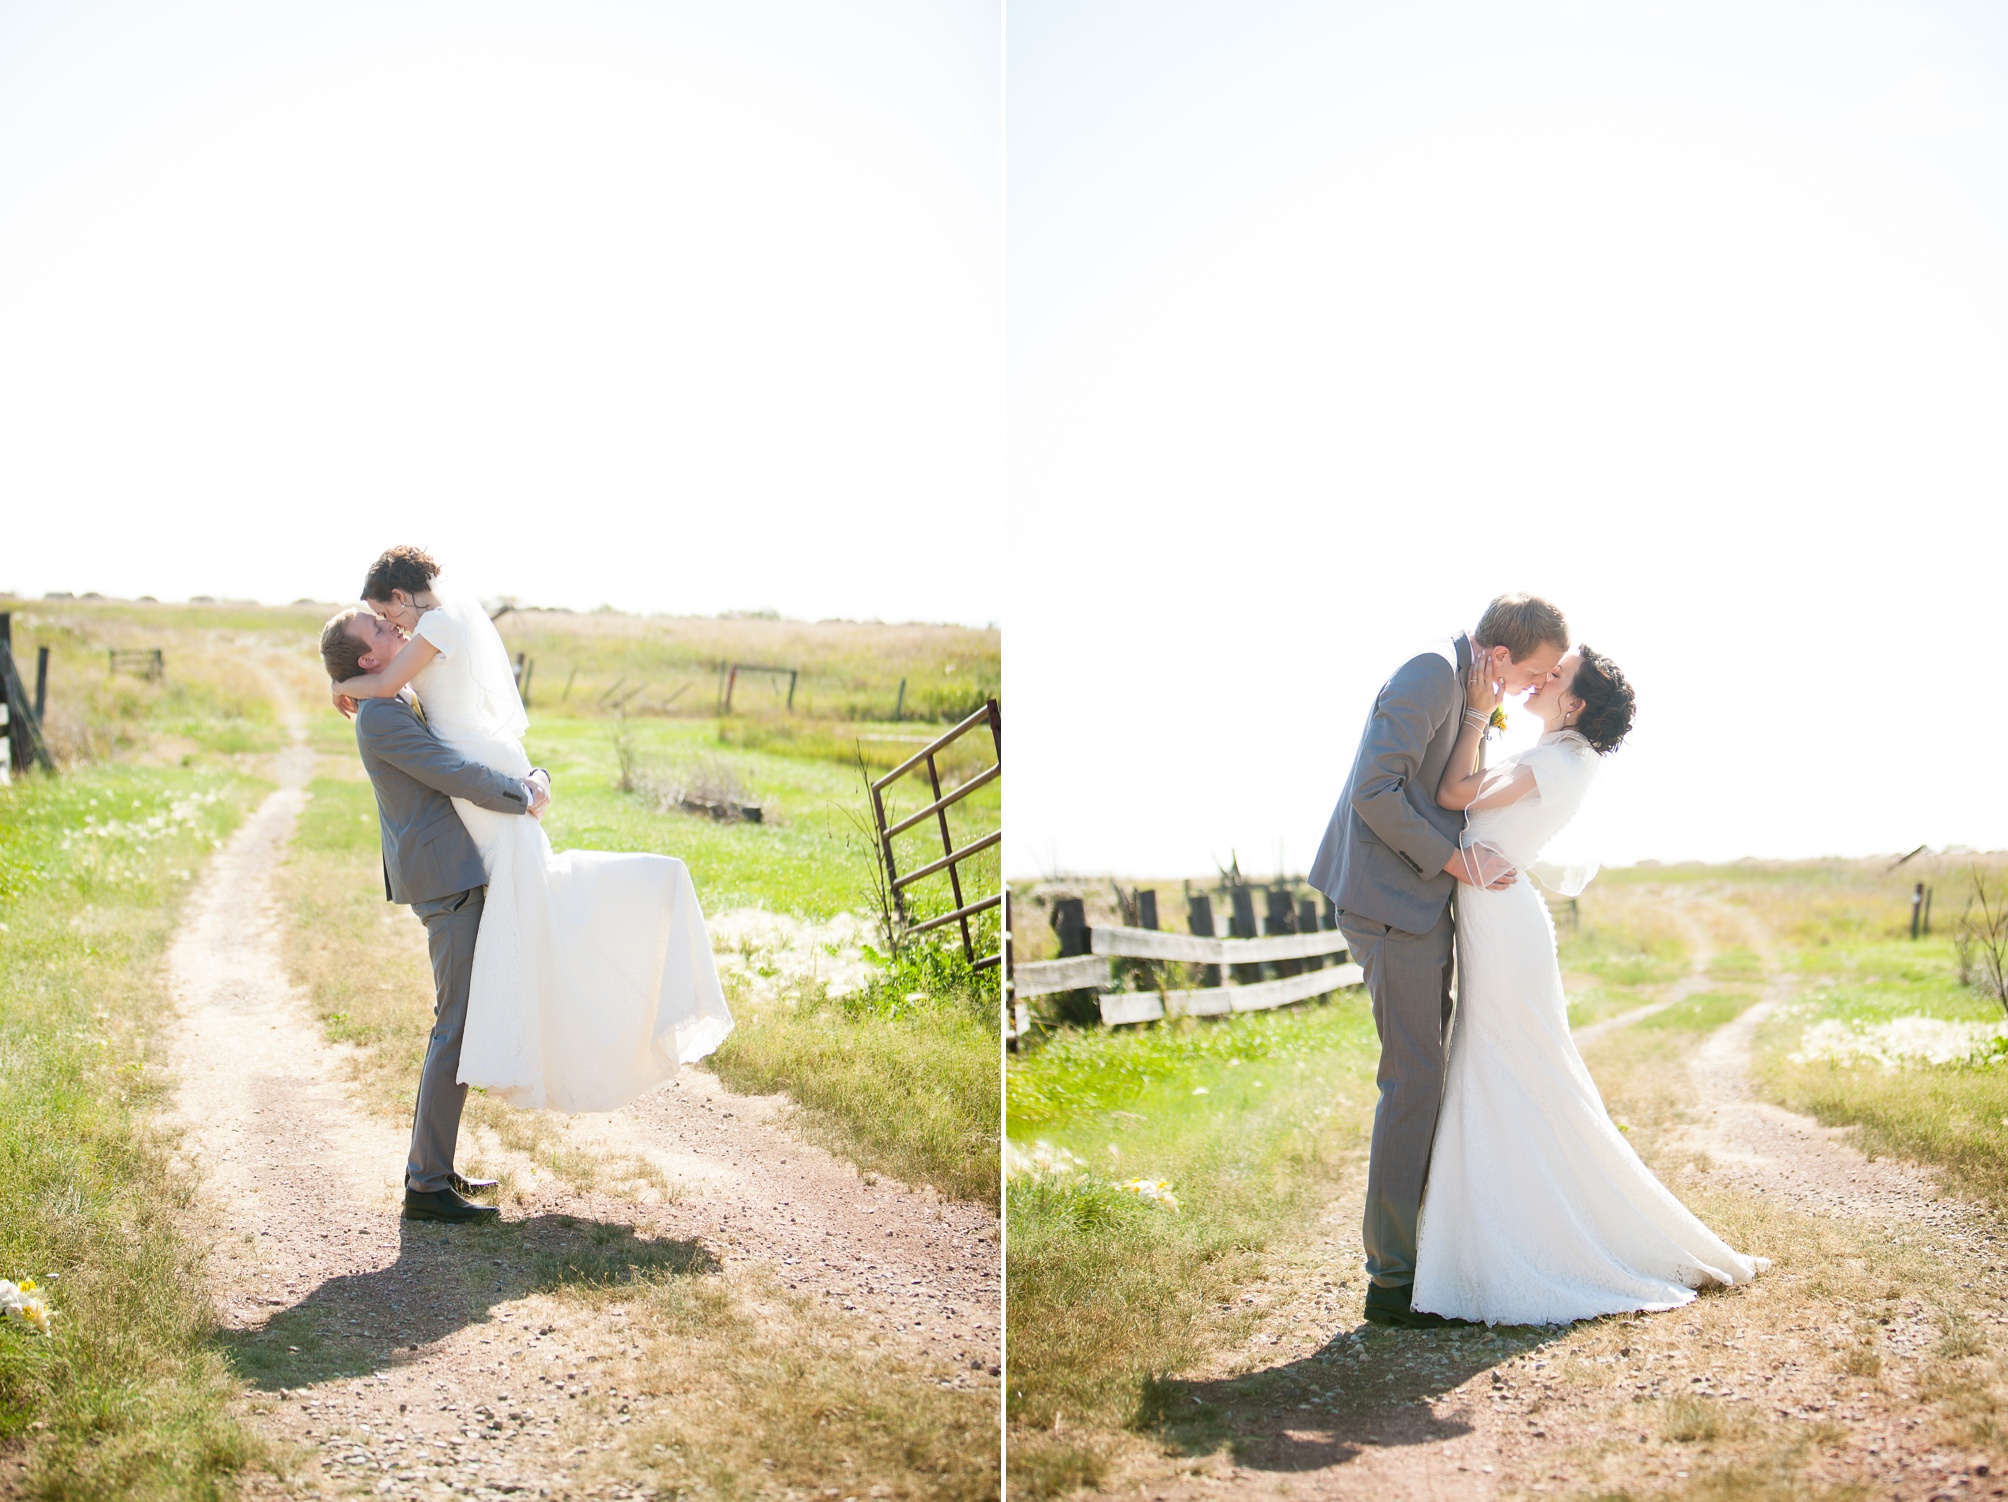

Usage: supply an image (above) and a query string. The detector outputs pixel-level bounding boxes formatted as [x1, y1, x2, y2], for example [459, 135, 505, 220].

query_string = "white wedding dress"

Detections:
[1410, 729, 1763, 1325]
[408, 595, 734, 1113]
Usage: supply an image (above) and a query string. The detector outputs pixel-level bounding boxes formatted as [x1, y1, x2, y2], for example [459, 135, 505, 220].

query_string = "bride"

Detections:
[334, 546, 733, 1113]
[1410, 647, 1763, 1325]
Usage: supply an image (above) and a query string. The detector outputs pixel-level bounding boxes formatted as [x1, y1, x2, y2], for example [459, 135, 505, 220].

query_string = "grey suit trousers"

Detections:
[1340, 902, 1456, 1290]
[407, 885, 485, 1194]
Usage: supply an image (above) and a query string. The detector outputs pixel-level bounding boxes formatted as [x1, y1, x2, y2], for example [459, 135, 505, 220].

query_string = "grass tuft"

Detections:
[1006, 999, 1378, 1427]
[711, 941, 1000, 1203]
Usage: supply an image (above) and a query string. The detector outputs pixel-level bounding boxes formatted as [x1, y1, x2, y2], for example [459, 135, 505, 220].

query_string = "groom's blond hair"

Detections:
[1475, 594, 1569, 663]
[320, 608, 371, 681]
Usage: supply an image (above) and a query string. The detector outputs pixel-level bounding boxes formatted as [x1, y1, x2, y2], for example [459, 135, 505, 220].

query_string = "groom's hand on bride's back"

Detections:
[1446, 843, 1517, 890]
[525, 768, 552, 821]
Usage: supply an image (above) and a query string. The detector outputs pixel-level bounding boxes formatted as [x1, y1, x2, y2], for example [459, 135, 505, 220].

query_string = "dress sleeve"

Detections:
[413, 608, 460, 659]
[1525, 741, 1593, 807]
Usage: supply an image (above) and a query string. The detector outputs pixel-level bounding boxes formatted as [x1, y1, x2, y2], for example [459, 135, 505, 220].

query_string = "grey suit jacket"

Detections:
[1308, 633, 1473, 934]
[354, 697, 531, 906]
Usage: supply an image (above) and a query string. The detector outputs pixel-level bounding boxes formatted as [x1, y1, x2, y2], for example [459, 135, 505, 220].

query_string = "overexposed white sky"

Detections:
[0, 1, 1001, 624]
[1008, 0, 2008, 874]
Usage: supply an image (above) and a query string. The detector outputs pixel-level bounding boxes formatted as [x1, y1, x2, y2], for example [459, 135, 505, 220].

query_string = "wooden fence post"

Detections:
[1265, 887, 1301, 979]
[34, 647, 48, 721]
[1297, 897, 1322, 969]
[1136, 890, 1158, 931]
[1051, 897, 1087, 957]
[1186, 893, 1220, 989]
[1227, 886, 1261, 985]
[0, 613, 52, 775]
[1046, 896, 1098, 1026]
[1912, 882, 1924, 940]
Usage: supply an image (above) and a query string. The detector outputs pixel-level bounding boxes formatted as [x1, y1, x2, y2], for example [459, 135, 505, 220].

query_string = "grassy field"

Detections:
[1004, 877, 1379, 1491]
[0, 620, 276, 1499]
[0, 594, 1001, 1497]
[1005, 1003, 1380, 1435]
[1005, 861, 2008, 1496]
[1742, 857, 2008, 1211]
[490, 605, 998, 726]
[8, 593, 1001, 1206]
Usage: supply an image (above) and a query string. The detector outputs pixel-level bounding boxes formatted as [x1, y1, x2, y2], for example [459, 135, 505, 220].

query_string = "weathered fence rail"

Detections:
[1014, 918, 1363, 1027]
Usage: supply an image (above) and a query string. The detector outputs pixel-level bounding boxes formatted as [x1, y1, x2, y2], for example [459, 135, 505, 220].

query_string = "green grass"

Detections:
[1637, 987, 1761, 1034]
[0, 763, 265, 1500]
[526, 713, 999, 923]
[0, 593, 1005, 1497]
[710, 958, 1000, 1203]
[1754, 921, 2008, 1211]
[1004, 999, 1380, 1430]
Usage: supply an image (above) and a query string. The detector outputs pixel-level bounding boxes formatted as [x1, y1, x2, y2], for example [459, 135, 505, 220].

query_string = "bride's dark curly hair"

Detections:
[1570, 647, 1634, 755]
[361, 545, 440, 604]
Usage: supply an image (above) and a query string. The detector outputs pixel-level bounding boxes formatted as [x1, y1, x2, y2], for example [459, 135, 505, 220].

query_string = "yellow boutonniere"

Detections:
[1488, 707, 1508, 734]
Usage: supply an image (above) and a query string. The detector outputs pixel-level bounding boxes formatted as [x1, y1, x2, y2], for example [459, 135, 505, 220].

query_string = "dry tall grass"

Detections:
[491, 606, 998, 724]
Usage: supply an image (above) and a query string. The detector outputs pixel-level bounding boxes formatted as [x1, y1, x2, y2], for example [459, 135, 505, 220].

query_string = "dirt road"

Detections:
[1076, 893, 2008, 1501]
[166, 696, 999, 1499]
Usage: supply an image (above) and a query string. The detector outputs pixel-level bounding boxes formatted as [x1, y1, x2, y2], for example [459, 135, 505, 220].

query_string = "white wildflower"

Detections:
[2, 1277, 51, 1336]
[1120, 1178, 1182, 1213]
[1789, 1015, 2008, 1070]
[707, 910, 877, 1003]
[1004, 1139, 1087, 1182]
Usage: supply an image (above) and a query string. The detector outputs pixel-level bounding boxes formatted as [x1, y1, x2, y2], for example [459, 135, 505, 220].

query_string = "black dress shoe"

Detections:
[449, 1172, 498, 1199]
[403, 1187, 501, 1224]
[1367, 1304, 1475, 1330]
[1362, 1281, 1475, 1330]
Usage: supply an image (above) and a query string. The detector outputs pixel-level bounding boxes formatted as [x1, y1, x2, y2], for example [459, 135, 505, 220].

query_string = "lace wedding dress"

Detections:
[409, 594, 733, 1112]
[1410, 730, 1763, 1325]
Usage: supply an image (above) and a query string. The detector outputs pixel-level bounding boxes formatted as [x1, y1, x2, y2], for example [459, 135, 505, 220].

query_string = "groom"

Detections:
[320, 606, 551, 1226]
[1308, 593, 1568, 1328]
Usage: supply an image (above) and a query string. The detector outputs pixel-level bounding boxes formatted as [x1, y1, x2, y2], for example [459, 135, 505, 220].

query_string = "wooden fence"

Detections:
[108, 647, 163, 681]
[717, 662, 800, 715]
[1011, 909, 1363, 1029]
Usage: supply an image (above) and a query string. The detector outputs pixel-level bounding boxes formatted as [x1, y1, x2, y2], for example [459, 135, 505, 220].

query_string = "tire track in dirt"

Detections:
[1663, 898, 2008, 1497]
[1570, 901, 1718, 1045]
[1679, 897, 1966, 1238]
[167, 685, 998, 1499]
